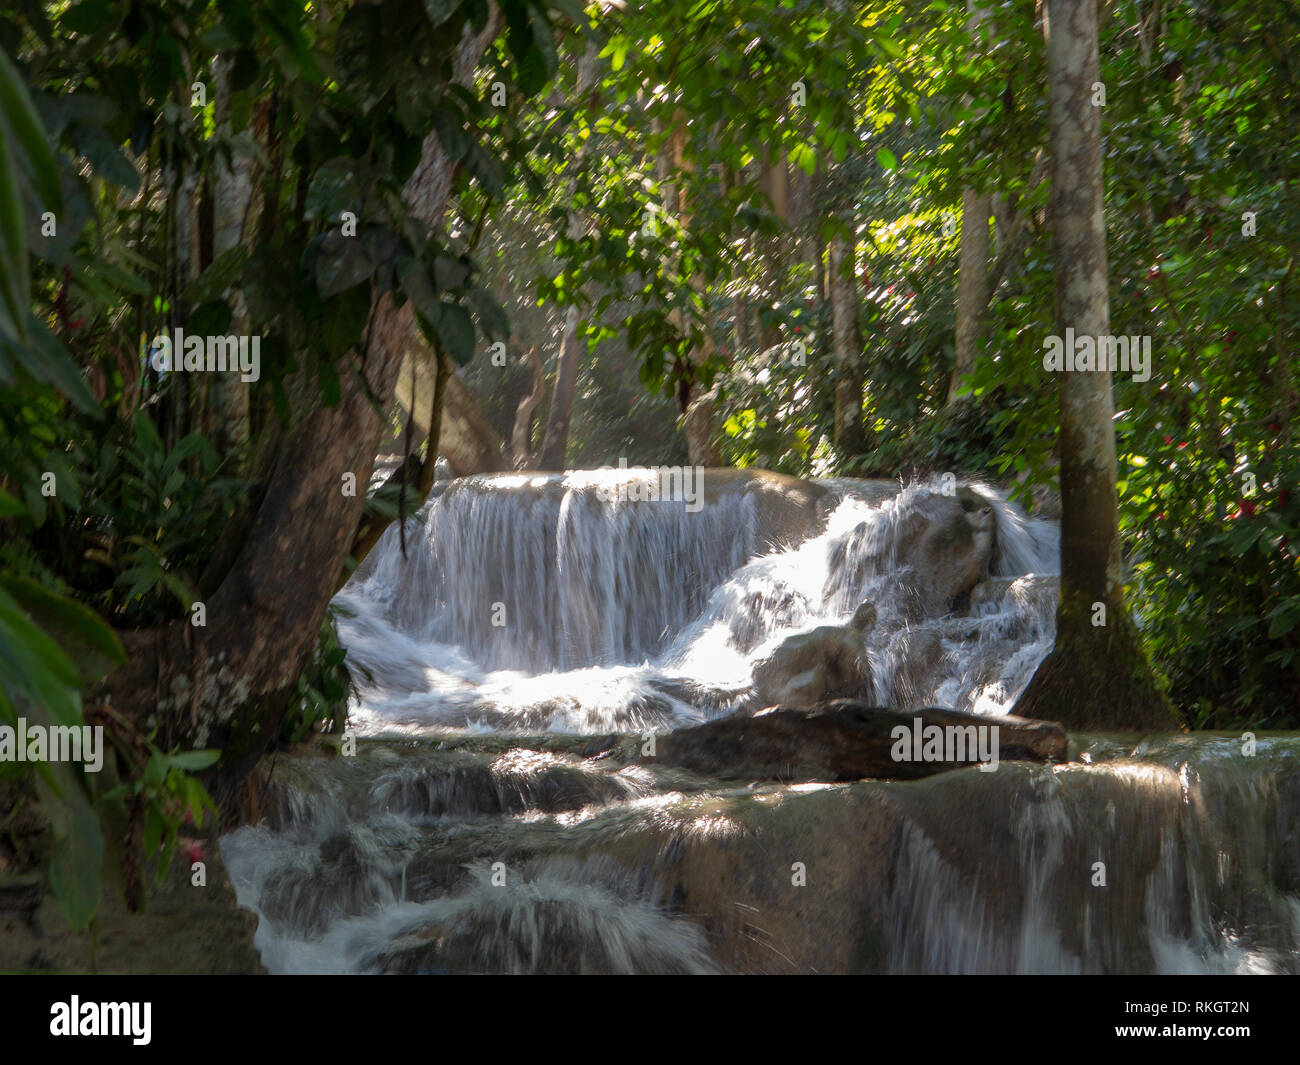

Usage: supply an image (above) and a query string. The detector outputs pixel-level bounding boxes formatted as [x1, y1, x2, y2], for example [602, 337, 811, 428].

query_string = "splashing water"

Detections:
[333, 471, 1060, 735]
[219, 470, 1300, 974]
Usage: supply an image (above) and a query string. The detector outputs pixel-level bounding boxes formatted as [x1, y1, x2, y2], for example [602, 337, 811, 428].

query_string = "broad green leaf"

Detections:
[0, 585, 83, 729]
[0, 47, 61, 210]
[166, 749, 221, 772]
[41, 765, 103, 931]
[0, 576, 125, 685]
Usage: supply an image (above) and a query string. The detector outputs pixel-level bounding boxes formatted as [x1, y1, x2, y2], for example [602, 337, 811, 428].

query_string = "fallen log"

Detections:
[655, 700, 1067, 782]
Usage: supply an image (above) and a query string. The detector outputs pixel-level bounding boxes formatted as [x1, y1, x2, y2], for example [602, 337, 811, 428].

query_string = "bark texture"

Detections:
[1013, 0, 1176, 730]
[94, 10, 507, 806]
[948, 188, 990, 404]
[830, 228, 866, 454]
[538, 303, 582, 469]
[946, 0, 992, 407]
[510, 346, 546, 468]
[538, 43, 600, 469]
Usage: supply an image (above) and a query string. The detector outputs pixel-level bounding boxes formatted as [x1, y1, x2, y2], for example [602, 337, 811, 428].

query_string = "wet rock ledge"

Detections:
[654, 700, 1067, 782]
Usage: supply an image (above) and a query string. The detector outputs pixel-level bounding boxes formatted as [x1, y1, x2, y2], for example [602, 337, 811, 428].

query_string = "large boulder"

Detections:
[655, 700, 1067, 783]
[751, 605, 876, 709]
[911, 486, 996, 614]
[823, 484, 997, 624]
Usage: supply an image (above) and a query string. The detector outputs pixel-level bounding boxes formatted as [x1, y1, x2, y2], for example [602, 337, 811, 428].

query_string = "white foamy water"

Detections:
[219, 471, 1300, 975]
[333, 471, 1060, 735]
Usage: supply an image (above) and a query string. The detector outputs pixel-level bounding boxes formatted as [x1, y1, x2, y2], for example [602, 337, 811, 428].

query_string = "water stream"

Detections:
[220, 470, 1300, 973]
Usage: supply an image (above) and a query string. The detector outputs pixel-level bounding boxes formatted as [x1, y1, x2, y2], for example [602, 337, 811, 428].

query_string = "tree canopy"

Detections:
[1, 0, 1296, 934]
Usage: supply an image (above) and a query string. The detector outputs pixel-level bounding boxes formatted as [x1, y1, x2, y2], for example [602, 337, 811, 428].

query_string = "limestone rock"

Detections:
[752, 625, 871, 709]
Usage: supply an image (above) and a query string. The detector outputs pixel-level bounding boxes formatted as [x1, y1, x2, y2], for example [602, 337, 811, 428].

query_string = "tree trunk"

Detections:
[538, 303, 582, 468]
[946, 0, 993, 407]
[537, 43, 600, 470]
[1012, 0, 1176, 731]
[510, 346, 546, 469]
[94, 10, 507, 807]
[661, 116, 723, 466]
[948, 188, 990, 404]
[342, 347, 453, 590]
[830, 228, 866, 454]
[393, 347, 505, 476]
[757, 153, 786, 350]
[204, 55, 258, 468]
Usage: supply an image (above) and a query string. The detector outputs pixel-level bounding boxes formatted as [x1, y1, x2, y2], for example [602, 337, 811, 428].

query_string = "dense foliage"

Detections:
[0, 0, 570, 928]
[492, 0, 1299, 726]
[0, 0, 1295, 938]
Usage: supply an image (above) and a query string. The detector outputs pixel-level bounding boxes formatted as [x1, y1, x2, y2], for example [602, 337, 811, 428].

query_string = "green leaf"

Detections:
[305, 158, 359, 221]
[0, 48, 62, 211]
[1266, 602, 1300, 639]
[431, 105, 470, 164]
[397, 258, 440, 321]
[468, 287, 510, 341]
[464, 141, 505, 199]
[166, 749, 221, 772]
[43, 767, 103, 931]
[160, 434, 206, 480]
[142, 804, 163, 861]
[433, 301, 475, 364]
[315, 232, 374, 297]
[433, 253, 471, 291]
[142, 750, 168, 791]
[876, 148, 898, 171]
[58, 0, 121, 36]
[0, 585, 83, 729]
[789, 141, 816, 176]
[0, 576, 125, 685]
[183, 245, 249, 304]
[320, 283, 371, 359]
[423, 0, 462, 27]
[0, 109, 28, 340]
[69, 122, 140, 193]
[3, 312, 100, 415]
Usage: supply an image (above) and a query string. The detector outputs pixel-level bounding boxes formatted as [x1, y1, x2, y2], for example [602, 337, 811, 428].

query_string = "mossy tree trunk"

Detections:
[93, 10, 506, 809]
[1013, 0, 1177, 731]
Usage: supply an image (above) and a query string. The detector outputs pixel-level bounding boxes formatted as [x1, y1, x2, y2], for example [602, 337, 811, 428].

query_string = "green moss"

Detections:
[1014, 582, 1179, 731]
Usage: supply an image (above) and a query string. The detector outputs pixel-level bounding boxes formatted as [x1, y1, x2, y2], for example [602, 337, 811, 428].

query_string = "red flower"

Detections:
[182, 839, 206, 865]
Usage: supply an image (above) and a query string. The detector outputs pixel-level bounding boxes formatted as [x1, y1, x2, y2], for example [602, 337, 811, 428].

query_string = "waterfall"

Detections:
[220, 732, 1300, 974]
[217, 468, 1298, 974]
[333, 470, 1059, 734]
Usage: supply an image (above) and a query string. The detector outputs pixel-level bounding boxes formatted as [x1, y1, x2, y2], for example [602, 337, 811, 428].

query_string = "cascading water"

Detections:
[220, 469, 1300, 973]
[331, 470, 1059, 733]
